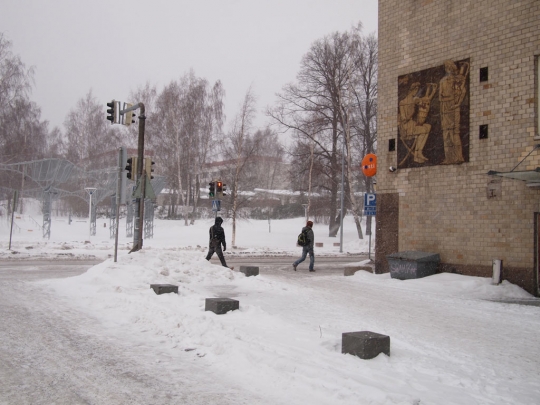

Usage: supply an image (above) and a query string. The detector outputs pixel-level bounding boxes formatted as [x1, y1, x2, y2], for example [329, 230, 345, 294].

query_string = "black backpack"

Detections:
[297, 229, 310, 246]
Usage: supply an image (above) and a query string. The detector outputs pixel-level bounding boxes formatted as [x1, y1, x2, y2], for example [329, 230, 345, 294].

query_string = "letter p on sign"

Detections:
[364, 193, 376, 207]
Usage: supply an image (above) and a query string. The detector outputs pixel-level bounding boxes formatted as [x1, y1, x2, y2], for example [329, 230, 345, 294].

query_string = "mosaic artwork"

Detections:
[397, 59, 470, 168]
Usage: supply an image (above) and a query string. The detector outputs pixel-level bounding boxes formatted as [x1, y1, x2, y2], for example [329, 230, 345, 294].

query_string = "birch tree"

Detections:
[0, 32, 58, 210]
[152, 72, 224, 222]
[64, 89, 120, 166]
[223, 86, 258, 246]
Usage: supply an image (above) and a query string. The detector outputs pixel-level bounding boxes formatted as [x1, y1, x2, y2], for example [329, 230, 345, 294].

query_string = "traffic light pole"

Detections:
[129, 102, 146, 253]
[107, 100, 147, 253]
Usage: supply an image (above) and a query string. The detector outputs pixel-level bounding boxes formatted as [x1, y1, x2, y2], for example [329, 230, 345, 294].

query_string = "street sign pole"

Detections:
[211, 199, 221, 214]
[8, 190, 18, 250]
[363, 193, 377, 261]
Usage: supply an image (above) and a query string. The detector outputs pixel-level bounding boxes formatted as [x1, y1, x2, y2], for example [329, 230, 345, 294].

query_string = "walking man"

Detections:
[205, 217, 233, 269]
[293, 220, 315, 272]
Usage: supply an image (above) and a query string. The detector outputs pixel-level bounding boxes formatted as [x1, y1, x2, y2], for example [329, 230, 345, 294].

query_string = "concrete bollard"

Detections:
[205, 298, 239, 314]
[239, 266, 259, 277]
[150, 284, 178, 295]
[342, 331, 390, 359]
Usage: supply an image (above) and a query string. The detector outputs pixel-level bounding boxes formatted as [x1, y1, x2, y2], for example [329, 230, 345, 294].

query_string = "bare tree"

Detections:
[47, 126, 66, 158]
[222, 86, 258, 246]
[153, 81, 183, 218]
[269, 30, 352, 236]
[1, 98, 48, 163]
[0, 33, 34, 118]
[152, 72, 224, 223]
[248, 127, 285, 190]
[0, 32, 55, 206]
[64, 89, 120, 166]
[126, 82, 158, 150]
[0, 32, 42, 165]
[333, 27, 378, 239]
[352, 32, 378, 192]
[269, 23, 377, 238]
[191, 80, 224, 223]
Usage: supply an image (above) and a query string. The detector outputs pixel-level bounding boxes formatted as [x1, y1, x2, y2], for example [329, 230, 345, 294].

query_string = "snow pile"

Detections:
[39, 248, 539, 405]
[3, 210, 540, 404]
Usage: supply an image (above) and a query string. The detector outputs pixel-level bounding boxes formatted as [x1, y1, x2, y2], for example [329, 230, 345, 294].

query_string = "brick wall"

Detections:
[377, 0, 540, 295]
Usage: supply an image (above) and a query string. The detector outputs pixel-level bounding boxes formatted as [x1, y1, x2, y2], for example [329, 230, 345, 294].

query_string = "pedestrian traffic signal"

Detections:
[222, 183, 227, 196]
[106, 100, 117, 124]
[216, 181, 223, 198]
[144, 158, 155, 179]
[208, 181, 215, 198]
[126, 157, 138, 181]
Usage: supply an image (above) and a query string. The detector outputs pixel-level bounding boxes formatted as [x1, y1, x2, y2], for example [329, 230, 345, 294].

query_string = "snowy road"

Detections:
[1, 258, 539, 404]
[0, 256, 365, 405]
[0, 260, 270, 405]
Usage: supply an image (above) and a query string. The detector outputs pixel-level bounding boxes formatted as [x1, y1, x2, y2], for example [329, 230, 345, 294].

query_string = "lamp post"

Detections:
[339, 137, 345, 253]
[85, 187, 97, 238]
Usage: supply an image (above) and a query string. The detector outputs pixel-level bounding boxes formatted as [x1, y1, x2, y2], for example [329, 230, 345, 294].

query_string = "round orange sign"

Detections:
[361, 154, 377, 177]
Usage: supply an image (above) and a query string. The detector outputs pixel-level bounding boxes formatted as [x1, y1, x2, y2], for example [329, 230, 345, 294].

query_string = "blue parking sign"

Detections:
[363, 193, 376, 216]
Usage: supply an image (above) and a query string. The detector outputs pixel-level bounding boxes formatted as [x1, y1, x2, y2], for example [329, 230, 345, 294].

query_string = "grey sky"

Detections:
[0, 0, 378, 131]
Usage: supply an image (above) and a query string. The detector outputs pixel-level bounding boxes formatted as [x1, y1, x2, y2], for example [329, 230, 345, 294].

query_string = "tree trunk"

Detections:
[185, 173, 191, 226]
[307, 141, 314, 221]
[343, 108, 363, 239]
[191, 173, 200, 225]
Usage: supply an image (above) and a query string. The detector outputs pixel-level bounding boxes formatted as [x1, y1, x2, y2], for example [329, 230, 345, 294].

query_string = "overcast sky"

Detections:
[0, 0, 377, 132]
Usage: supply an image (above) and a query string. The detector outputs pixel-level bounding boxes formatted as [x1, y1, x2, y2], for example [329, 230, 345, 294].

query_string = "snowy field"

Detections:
[0, 211, 371, 260]
[1, 206, 540, 405]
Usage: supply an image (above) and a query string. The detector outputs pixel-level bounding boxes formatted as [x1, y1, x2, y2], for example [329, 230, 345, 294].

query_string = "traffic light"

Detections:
[216, 181, 223, 198]
[124, 103, 136, 127]
[208, 181, 215, 198]
[222, 183, 227, 196]
[125, 157, 138, 181]
[106, 100, 116, 124]
[144, 157, 155, 179]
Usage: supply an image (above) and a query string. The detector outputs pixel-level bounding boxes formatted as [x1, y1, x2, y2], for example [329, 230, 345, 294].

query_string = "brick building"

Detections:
[376, 0, 540, 295]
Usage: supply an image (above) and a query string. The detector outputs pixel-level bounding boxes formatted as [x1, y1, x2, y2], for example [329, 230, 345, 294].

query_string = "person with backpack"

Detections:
[205, 216, 233, 269]
[293, 220, 315, 272]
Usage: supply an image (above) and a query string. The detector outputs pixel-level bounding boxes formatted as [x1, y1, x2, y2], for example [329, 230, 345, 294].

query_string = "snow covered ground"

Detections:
[1, 207, 539, 404]
[1, 210, 370, 260]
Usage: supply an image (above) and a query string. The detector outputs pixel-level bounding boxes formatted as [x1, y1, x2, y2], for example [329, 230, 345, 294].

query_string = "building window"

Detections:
[479, 125, 488, 139]
[480, 67, 489, 82]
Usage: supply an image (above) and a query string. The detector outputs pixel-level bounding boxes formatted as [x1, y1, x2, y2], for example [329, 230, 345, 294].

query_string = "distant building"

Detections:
[377, 0, 540, 295]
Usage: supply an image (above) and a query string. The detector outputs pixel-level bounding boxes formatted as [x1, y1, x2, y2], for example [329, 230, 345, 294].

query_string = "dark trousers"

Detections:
[205, 241, 228, 267]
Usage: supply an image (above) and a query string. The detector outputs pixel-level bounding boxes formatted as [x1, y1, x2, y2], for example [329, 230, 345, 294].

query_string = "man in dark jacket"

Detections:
[293, 220, 315, 272]
[205, 217, 233, 269]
